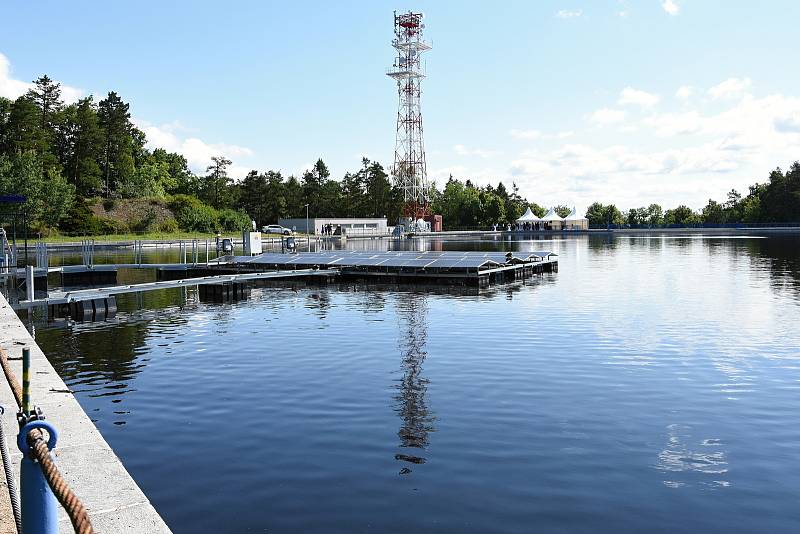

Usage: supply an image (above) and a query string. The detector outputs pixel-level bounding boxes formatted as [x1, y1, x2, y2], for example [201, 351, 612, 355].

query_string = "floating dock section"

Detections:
[223, 250, 558, 287]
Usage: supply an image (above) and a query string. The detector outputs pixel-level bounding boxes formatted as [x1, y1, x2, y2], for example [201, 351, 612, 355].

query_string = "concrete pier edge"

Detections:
[0, 292, 171, 533]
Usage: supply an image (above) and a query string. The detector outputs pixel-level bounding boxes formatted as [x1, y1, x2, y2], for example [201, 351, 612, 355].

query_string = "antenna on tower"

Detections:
[387, 11, 432, 232]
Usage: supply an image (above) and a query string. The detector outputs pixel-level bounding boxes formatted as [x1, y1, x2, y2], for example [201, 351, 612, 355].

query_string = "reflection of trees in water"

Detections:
[39, 320, 149, 395]
[587, 233, 619, 251]
[744, 235, 800, 296]
[393, 293, 435, 475]
[36, 289, 195, 398]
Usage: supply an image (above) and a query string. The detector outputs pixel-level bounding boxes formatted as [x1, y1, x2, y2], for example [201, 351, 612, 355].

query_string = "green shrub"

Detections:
[131, 206, 158, 232]
[60, 200, 104, 235]
[156, 218, 179, 233]
[169, 194, 218, 233]
[98, 218, 129, 235]
[218, 208, 252, 232]
[60, 200, 130, 236]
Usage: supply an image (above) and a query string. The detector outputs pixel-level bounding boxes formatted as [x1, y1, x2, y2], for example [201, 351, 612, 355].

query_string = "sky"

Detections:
[3, 0, 800, 212]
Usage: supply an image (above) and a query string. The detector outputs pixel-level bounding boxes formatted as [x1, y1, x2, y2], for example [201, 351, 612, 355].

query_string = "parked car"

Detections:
[262, 224, 293, 235]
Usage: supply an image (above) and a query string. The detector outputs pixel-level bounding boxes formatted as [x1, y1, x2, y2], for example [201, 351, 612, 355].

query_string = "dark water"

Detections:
[28, 234, 800, 533]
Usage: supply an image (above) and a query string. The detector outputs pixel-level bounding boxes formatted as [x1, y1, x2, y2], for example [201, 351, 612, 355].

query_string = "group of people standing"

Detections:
[322, 224, 339, 236]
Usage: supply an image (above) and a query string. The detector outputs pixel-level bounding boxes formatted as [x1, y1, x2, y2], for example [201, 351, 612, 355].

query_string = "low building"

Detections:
[279, 217, 388, 235]
[424, 214, 443, 232]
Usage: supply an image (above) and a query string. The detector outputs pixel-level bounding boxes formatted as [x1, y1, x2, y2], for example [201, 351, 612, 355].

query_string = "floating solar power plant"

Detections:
[219, 249, 558, 287]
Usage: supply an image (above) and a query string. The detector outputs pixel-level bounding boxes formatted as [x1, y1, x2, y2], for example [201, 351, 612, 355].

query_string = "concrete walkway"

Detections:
[0, 292, 171, 533]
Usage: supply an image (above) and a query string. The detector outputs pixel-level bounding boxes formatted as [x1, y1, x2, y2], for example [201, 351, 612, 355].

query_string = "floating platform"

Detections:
[11, 251, 558, 314]
[222, 250, 558, 287]
[16, 269, 335, 309]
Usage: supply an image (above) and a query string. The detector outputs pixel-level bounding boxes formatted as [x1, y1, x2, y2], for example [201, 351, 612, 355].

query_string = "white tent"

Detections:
[540, 207, 564, 222]
[564, 206, 589, 230]
[516, 207, 540, 222]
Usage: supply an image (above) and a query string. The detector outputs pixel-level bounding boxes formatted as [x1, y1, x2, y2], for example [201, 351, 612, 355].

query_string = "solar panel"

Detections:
[354, 257, 390, 266]
[235, 249, 554, 271]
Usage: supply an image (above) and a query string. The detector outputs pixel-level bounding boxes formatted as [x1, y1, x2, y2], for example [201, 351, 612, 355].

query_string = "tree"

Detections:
[364, 160, 392, 217]
[554, 205, 571, 218]
[480, 190, 505, 225]
[202, 156, 233, 209]
[118, 158, 173, 199]
[318, 179, 342, 217]
[585, 202, 624, 227]
[701, 199, 726, 224]
[3, 97, 44, 155]
[758, 164, 800, 222]
[238, 171, 268, 225]
[0, 151, 74, 229]
[302, 158, 330, 216]
[741, 183, 766, 222]
[263, 171, 287, 223]
[664, 205, 699, 225]
[341, 166, 367, 217]
[98, 91, 134, 197]
[0, 97, 12, 154]
[56, 97, 104, 196]
[283, 175, 304, 217]
[646, 204, 663, 226]
[25, 75, 63, 132]
[585, 202, 606, 226]
[150, 148, 194, 195]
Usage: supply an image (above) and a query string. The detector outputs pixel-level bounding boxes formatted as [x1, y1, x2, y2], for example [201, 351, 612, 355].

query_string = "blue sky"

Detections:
[3, 0, 800, 211]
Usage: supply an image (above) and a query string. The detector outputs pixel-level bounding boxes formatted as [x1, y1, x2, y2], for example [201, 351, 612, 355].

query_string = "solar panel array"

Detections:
[229, 250, 556, 271]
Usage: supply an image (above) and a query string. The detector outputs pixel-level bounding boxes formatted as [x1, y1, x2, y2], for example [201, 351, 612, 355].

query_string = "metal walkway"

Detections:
[17, 269, 334, 308]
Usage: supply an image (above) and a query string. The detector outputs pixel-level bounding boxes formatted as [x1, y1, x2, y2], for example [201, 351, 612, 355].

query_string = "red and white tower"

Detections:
[387, 11, 431, 228]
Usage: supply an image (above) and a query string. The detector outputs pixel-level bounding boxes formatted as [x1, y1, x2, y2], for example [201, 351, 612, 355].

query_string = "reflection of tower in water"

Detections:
[393, 292, 435, 475]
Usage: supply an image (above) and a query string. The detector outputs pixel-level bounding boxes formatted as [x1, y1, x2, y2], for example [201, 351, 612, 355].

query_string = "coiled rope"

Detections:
[0, 346, 94, 534]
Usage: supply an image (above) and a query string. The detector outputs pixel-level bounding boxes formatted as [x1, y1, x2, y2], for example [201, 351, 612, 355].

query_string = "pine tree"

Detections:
[97, 91, 132, 197]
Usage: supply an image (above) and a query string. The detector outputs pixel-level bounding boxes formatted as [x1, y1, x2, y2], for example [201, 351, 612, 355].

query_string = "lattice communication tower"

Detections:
[387, 11, 431, 223]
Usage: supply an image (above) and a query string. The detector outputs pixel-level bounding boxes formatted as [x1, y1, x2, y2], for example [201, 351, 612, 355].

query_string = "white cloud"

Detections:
[618, 87, 660, 108]
[510, 129, 574, 140]
[555, 9, 582, 19]
[774, 113, 800, 134]
[509, 140, 744, 209]
[0, 52, 83, 103]
[675, 85, 693, 100]
[453, 144, 498, 158]
[661, 0, 680, 15]
[618, 10, 628, 17]
[643, 111, 704, 136]
[589, 108, 627, 124]
[510, 129, 542, 140]
[508, 87, 800, 209]
[708, 77, 752, 100]
[429, 164, 502, 187]
[135, 119, 254, 180]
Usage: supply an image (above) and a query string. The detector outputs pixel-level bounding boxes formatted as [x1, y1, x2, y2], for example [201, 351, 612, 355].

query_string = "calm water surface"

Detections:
[28, 234, 800, 532]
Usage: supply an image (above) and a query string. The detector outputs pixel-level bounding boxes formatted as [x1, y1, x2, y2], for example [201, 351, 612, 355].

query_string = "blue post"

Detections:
[17, 420, 59, 534]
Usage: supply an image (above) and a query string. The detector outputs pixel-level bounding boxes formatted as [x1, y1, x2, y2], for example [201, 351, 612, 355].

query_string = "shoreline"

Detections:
[0, 292, 171, 533]
[10, 226, 800, 252]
